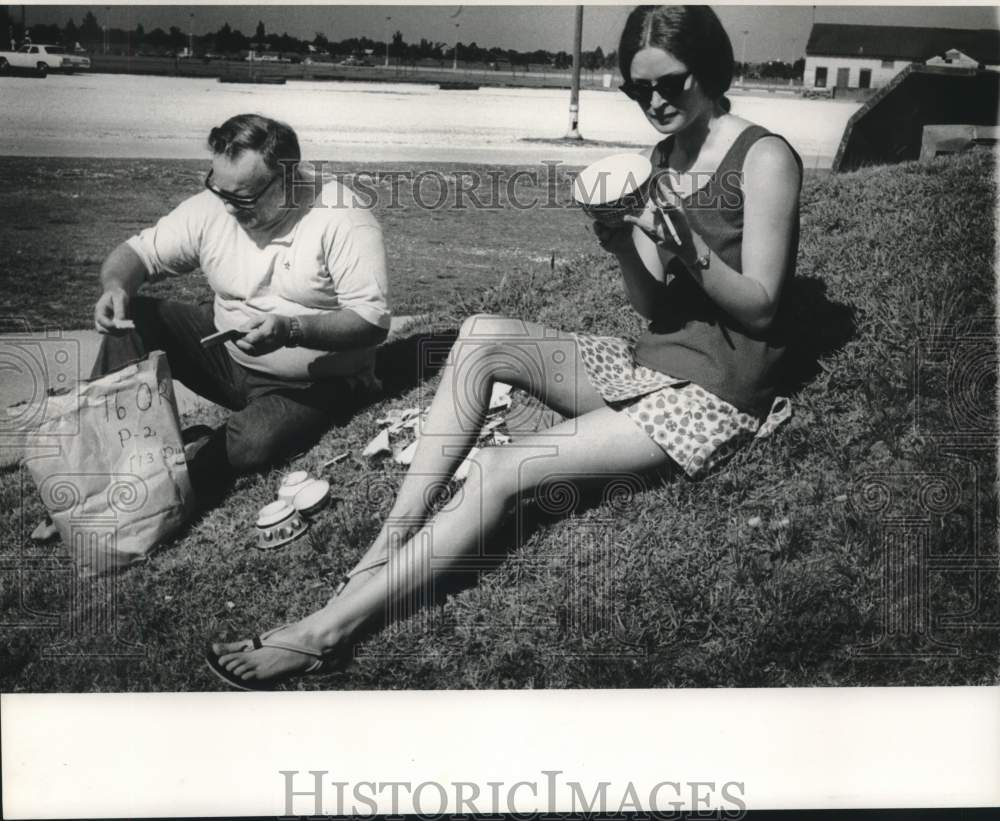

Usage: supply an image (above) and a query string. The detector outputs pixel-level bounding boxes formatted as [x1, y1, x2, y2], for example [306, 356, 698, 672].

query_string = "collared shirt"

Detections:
[127, 179, 391, 380]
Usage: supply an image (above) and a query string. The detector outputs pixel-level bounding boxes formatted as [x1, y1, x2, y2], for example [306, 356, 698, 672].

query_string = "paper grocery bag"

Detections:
[25, 351, 195, 576]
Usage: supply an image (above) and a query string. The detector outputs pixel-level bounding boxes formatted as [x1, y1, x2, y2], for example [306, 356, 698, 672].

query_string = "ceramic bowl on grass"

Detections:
[277, 470, 311, 503]
[292, 478, 331, 518]
[572, 153, 653, 227]
[255, 500, 308, 550]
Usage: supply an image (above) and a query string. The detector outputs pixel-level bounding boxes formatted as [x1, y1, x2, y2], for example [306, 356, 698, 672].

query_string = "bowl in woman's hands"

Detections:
[572, 153, 652, 227]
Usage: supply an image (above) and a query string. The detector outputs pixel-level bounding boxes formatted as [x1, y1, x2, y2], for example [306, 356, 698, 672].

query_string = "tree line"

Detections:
[5, 9, 804, 77]
[4, 9, 621, 70]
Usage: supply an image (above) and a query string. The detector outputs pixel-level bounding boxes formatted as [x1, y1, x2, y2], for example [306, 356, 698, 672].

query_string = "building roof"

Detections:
[806, 23, 1000, 65]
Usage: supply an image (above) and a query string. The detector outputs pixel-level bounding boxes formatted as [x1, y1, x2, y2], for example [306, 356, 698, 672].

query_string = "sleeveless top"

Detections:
[632, 124, 803, 418]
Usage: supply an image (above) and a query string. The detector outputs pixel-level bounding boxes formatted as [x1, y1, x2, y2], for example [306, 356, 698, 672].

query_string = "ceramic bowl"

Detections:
[292, 478, 331, 518]
[277, 470, 311, 503]
[572, 153, 653, 227]
[255, 500, 308, 550]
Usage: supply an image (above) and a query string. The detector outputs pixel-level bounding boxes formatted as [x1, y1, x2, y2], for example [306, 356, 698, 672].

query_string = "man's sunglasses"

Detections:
[204, 169, 280, 209]
[620, 71, 692, 107]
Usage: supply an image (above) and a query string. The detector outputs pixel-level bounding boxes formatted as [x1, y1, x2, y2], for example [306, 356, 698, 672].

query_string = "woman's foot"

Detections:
[206, 623, 338, 690]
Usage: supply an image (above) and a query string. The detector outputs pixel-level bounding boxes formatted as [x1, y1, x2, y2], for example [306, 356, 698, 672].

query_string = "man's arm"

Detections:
[237, 212, 391, 356]
[234, 309, 388, 356]
[93, 243, 149, 334]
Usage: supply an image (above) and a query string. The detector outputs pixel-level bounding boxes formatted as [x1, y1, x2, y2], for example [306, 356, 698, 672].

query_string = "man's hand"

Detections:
[94, 286, 131, 335]
[234, 314, 291, 356]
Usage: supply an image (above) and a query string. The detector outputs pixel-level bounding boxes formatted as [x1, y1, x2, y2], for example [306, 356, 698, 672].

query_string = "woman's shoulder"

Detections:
[743, 129, 802, 179]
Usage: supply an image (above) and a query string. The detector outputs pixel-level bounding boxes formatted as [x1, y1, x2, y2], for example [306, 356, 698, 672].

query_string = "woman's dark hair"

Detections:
[618, 5, 735, 101]
[207, 113, 301, 171]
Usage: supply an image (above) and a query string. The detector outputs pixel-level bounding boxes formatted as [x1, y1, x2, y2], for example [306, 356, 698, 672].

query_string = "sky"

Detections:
[14, 3, 1000, 63]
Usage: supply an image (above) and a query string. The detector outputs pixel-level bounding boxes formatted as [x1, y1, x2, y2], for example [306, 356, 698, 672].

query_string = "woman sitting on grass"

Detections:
[207, 4, 803, 689]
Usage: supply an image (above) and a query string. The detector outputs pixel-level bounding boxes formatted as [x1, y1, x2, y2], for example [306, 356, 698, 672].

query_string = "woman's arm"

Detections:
[632, 137, 801, 334]
[692, 137, 800, 333]
[595, 215, 674, 321]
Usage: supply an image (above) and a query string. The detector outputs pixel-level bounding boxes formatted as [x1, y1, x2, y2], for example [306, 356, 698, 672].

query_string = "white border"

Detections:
[3, 1, 999, 817]
[4, 688, 1000, 817]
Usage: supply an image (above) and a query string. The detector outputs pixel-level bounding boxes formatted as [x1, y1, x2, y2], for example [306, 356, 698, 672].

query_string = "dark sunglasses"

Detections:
[620, 71, 692, 106]
[204, 169, 280, 209]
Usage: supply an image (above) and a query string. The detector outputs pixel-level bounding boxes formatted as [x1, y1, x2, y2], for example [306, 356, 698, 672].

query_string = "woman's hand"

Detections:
[623, 189, 700, 268]
[592, 220, 634, 255]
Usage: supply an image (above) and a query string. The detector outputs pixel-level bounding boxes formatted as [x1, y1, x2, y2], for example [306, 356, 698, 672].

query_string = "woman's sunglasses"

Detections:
[204, 169, 280, 209]
[619, 71, 692, 107]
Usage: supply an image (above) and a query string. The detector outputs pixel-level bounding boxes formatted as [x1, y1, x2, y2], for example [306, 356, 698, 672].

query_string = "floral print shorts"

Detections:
[573, 333, 791, 478]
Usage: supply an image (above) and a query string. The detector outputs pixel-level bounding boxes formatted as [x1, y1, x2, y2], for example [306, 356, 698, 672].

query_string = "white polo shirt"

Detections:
[126, 179, 391, 380]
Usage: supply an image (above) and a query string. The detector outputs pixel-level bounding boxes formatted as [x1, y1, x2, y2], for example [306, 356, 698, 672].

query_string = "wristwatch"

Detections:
[286, 316, 304, 347]
[691, 249, 711, 270]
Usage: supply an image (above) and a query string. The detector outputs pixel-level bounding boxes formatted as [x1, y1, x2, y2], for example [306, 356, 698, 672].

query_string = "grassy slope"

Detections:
[0, 152, 995, 691]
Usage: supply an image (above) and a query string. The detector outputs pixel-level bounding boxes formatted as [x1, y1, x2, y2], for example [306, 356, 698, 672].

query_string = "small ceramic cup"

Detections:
[277, 470, 311, 503]
[292, 478, 331, 518]
[255, 500, 308, 550]
[572, 153, 653, 227]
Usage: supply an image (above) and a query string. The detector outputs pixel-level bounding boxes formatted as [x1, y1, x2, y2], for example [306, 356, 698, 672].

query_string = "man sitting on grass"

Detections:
[92, 113, 391, 504]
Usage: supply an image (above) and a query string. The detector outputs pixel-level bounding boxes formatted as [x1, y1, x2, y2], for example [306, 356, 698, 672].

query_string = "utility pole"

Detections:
[188, 12, 194, 57]
[564, 5, 583, 140]
[384, 16, 391, 67]
[452, 22, 459, 71]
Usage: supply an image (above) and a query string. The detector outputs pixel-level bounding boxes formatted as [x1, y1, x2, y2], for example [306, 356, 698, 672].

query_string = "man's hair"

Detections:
[207, 114, 301, 171]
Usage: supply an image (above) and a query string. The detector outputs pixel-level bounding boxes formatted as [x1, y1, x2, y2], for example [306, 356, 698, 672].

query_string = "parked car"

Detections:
[0, 44, 91, 76]
[338, 55, 373, 67]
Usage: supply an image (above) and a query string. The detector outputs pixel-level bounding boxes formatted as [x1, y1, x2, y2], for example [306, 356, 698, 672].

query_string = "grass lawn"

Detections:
[0, 157, 593, 326]
[0, 151, 996, 691]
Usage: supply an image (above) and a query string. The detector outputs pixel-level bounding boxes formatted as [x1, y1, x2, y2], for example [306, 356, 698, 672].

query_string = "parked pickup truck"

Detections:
[0, 44, 91, 76]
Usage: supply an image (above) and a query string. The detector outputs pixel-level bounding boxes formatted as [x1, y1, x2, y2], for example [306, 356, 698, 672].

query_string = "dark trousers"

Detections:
[91, 297, 357, 503]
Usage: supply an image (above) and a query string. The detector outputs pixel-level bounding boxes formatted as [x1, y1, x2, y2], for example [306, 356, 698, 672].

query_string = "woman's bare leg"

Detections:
[337, 314, 607, 594]
[213, 404, 671, 685]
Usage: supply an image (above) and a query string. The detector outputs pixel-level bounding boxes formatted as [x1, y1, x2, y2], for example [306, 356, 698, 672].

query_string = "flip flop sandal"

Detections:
[205, 624, 329, 691]
[331, 555, 391, 599]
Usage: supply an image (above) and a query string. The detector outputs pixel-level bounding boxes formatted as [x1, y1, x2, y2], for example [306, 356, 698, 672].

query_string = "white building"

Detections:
[804, 23, 1000, 91]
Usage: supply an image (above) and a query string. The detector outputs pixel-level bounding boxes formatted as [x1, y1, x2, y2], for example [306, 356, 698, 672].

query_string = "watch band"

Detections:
[692, 248, 711, 270]
[286, 316, 304, 347]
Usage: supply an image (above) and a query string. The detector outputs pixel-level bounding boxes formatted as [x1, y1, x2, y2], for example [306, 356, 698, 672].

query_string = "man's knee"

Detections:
[128, 296, 168, 330]
[224, 399, 328, 473]
[126, 296, 203, 353]
[130, 296, 198, 332]
[224, 422, 285, 473]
